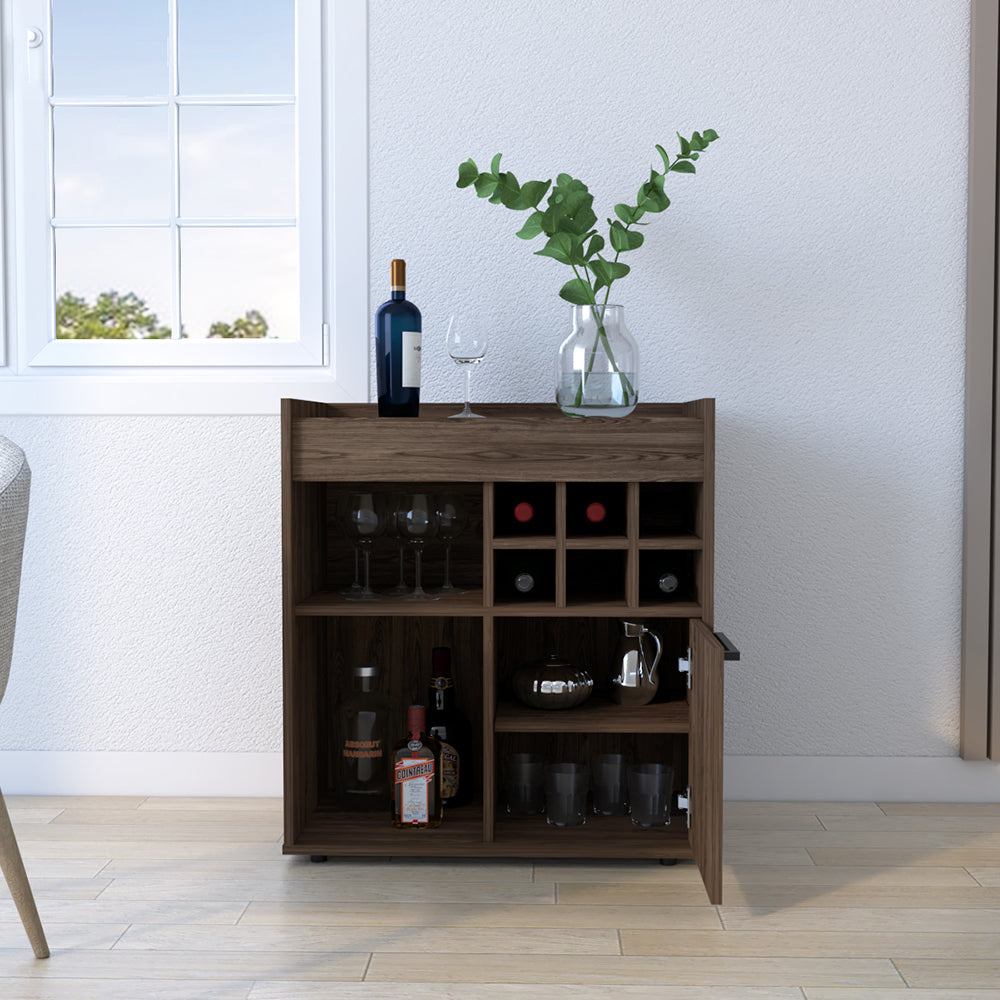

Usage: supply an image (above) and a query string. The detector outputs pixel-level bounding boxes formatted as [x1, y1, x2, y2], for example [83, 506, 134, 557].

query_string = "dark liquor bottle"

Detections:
[493, 483, 556, 536]
[391, 704, 442, 828]
[426, 647, 474, 807]
[336, 664, 390, 811]
[493, 550, 555, 602]
[375, 259, 422, 417]
[566, 483, 627, 537]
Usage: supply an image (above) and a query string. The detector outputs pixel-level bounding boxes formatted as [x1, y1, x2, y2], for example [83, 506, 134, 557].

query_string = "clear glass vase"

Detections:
[556, 304, 638, 417]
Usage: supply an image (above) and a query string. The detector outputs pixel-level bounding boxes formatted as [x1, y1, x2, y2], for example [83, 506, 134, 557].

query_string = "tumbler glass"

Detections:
[501, 753, 545, 816]
[627, 763, 674, 828]
[591, 752, 630, 816]
[545, 762, 590, 827]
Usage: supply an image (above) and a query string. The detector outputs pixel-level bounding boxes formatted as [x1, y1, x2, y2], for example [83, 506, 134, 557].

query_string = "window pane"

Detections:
[179, 106, 295, 219]
[55, 229, 172, 339]
[52, 0, 168, 97]
[180, 228, 297, 339]
[178, 0, 295, 95]
[55, 107, 170, 220]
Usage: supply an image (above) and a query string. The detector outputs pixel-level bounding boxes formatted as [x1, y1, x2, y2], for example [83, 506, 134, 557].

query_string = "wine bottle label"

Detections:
[401, 331, 421, 388]
[395, 757, 433, 824]
[438, 740, 460, 800]
[430, 676, 454, 690]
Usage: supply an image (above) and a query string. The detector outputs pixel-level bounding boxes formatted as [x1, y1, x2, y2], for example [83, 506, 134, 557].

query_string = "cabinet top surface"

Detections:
[283, 400, 714, 482]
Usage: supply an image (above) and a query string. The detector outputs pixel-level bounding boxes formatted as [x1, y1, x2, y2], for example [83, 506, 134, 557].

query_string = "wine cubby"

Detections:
[283, 401, 727, 902]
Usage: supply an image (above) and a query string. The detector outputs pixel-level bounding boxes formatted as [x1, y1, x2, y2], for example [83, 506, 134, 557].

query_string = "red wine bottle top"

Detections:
[407, 704, 426, 735]
[431, 646, 451, 676]
[585, 501, 607, 523]
[513, 501, 534, 523]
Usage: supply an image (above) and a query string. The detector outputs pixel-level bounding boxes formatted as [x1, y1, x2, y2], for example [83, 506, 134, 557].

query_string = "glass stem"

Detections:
[463, 367, 472, 417]
[443, 544, 452, 588]
[362, 549, 372, 595]
[396, 546, 405, 587]
[353, 546, 360, 586]
[413, 546, 424, 596]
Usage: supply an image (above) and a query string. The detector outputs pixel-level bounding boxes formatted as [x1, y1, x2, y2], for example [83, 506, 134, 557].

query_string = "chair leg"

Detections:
[0, 788, 49, 958]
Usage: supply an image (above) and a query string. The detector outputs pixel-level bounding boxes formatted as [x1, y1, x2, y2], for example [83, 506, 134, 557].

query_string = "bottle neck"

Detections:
[356, 676, 373, 693]
[390, 288, 405, 301]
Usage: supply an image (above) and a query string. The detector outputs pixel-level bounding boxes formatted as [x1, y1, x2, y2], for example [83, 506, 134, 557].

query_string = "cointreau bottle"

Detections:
[391, 704, 442, 828]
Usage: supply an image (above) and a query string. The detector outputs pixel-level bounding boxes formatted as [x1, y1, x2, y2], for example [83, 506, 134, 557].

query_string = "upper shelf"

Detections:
[285, 401, 711, 483]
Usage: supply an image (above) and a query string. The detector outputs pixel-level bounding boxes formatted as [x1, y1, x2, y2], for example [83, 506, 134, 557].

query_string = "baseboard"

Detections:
[725, 754, 1000, 801]
[2, 750, 999, 801]
[0, 751, 284, 796]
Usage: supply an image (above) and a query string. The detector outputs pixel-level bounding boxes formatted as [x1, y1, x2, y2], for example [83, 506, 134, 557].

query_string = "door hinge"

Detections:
[678, 647, 692, 688]
[677, 788, 691, 828]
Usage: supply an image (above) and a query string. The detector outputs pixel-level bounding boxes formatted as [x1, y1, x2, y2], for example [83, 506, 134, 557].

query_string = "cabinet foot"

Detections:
[658, 858, 678, 866]
[310, 855, 328, 863]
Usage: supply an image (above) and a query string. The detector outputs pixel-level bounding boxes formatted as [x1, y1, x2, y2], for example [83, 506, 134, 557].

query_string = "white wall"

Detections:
[3, 0, 996, 798]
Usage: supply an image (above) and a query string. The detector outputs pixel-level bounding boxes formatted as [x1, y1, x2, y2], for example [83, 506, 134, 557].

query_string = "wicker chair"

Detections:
[0, 436, 49, 958]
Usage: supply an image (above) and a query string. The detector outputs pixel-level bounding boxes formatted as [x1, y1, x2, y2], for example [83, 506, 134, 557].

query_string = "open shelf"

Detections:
[296, 590, 485, 616]
[495, 698, 690, 734]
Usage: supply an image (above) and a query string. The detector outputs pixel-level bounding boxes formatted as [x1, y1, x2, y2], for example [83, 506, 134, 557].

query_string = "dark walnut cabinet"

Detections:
[281, 400, 727, 903]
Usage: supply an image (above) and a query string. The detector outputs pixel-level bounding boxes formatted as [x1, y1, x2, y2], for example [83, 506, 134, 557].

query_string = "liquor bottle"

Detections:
[375, 259, 422, 417]
[493, 483, 556, 536]
[391, 704, 442, 828]
[336, 664, 390, 811]
[494, 550, 555, 602]
[426, 647, 474, 807]
[566, 483, 627, 537]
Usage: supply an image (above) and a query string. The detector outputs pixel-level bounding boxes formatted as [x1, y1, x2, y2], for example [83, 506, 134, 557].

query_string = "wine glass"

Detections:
[446, 314, 487, 418]
[397, 493, 439, 601]
[336, 494, 364, 598]
[434, 492, 469, 594]
[343, 493, 382, 601]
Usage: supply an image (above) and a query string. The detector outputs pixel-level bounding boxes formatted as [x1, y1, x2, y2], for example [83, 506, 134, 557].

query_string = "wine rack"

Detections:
[282, 401, 727, 903]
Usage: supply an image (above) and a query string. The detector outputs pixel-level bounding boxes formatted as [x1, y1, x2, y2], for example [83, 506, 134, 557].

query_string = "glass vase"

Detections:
[556, 304, 638, 417]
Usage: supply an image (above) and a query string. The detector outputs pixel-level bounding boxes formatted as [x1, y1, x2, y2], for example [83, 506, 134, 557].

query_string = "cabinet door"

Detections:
[689, 619, 724, 904]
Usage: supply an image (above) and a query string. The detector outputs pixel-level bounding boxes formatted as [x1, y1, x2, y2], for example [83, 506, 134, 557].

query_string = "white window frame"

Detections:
[0, 0, 368, 413]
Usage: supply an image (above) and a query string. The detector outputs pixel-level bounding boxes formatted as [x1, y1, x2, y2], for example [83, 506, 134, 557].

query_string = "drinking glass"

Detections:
[434, 492, 468, 594]
[343, 492, 383, 601]
[397, 493, 439, 601]
[383, 491, 410, 596]
[336, 494, 363, 598]
[446, 314, 487, 418]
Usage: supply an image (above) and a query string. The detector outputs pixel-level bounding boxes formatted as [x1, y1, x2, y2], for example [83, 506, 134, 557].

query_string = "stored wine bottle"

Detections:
[494, 550, 555, 602]
[493, 483, 556, 536]
[639, 552, 693, 603]
[336, 664, 390, 812]
[426, 647, 474, 807]
[391, 705, 442, 828]
[566, 483, 627, 536]
[375, 259, 422, 417]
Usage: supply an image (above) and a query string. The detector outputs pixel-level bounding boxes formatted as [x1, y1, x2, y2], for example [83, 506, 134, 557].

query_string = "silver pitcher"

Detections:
[610, 620, 663, 707]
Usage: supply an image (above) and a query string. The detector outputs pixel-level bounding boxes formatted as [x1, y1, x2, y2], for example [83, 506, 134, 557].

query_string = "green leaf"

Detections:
[703, 128, 719, 141]
[556, 172, 574, 188]
[457, 158, 478, 188]
[589, 257, 631, 292]
[677, 132, 691, 157]
[490, 152, 503, 176]
[609, 221, 644, 252]
[614, 203, 635, 225]
[474, 173, 498, 198]
[519, 179, 552, 208]
[586, 233, 605, 258]
[516, 211, 545, 240]
[670, 161, 696, 174]
[496, 171, 522, 207]
[655, 144, 671, 173]
[534, 232, 576, 264]
[558, 278, 594, 305]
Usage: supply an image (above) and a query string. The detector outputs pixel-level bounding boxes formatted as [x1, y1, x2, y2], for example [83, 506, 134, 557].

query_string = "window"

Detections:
[0, 0, 367, 413]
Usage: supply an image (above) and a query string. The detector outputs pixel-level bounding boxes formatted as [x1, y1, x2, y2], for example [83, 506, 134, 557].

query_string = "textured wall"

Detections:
[0, 0, 970, 762]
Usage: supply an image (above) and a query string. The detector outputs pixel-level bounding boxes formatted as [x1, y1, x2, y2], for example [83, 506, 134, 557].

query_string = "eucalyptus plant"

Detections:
[456, 130, 719, 309]
[456, 130, 718, 409]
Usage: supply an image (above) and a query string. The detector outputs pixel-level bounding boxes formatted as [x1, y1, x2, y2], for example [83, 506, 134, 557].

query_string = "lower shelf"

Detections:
[285, 804, 692, 859]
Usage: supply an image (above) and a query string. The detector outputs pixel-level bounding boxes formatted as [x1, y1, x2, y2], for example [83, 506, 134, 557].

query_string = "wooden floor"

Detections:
[1, 798, 1000, 998]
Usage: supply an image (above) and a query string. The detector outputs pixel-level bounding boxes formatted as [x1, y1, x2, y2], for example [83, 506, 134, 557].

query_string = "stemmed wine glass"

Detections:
[446, 314, 488, 418]
[337, 494, 364, 598]
[343, 492, 383, 601]
[383, 491, 410, 596]
[434, 492, 468, 594]
[396, 493, 439, 601]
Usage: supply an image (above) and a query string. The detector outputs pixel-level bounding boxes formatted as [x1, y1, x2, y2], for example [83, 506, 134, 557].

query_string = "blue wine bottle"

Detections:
[376, 259, 422, 417]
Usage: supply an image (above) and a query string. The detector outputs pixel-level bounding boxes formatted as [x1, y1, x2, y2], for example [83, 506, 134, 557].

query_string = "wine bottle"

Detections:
[375, 259, 422, 417]
[336, 664, 390, 812]
[493, 483, 556, 536]
[494, 550, 555, 602]
[639, 552, 693, 603]
[426, 647, 474, 807]
[566, 483, 627, 536]
[391, 704, 442, 828]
